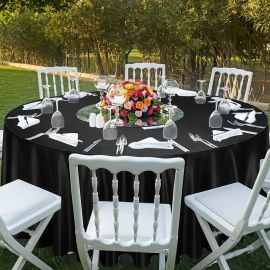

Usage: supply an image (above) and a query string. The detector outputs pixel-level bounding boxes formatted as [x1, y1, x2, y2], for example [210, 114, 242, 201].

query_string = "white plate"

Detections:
[176, 89, 197, 97]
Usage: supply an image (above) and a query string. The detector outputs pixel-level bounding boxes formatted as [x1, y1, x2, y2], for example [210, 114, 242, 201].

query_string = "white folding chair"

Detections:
[37, 66, 79, 99]
[0, 179, 61, 270]
[207, 67, 253, 102]
[124, 63, 165, 90]
[185, 149, 270, 270]
[260, 159, 270, 193]
[69, 154, 185, 270]
[0, 129, 3, 160]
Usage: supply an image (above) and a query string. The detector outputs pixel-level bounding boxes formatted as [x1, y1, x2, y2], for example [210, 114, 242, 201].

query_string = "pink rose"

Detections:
[135, 110, 142, 118]
[124, 101, 132, 110]
[132, 91, 138, 100]
[121, 109, 129, 118]
[135, 119, 143, 126]
[142, 90, 147, 97]
[148, 107, 154, 116]
[145, 91, 151, 97]
[148, 117, 154, 125]
[152, 93, 158, 99]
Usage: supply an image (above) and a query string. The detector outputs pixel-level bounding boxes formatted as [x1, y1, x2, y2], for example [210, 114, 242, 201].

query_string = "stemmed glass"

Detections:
[41, 84, 53, 114]
[68, 76, 80, 103]
[51, 99, 65, 128]
[163, 108, 178, 140]
[102, 104, 117, 140]
[195, 79, 206, 104]
[94, 75, 110, 107]
[218, 86, 230, 114]
[209, 100, 223, 128]
[163, 79, 179, 111]
[157, 74, 166, 100]
[108, 90, 126, 127]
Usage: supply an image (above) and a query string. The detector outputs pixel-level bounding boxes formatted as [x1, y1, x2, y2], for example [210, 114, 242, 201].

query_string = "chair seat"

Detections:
[86, 201, 171, 243]
[0, 179, 61, 235]
[185, 182, 270, 236]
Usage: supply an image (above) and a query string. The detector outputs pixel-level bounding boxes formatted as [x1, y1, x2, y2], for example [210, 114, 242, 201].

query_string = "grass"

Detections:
[0, 65, 270, 269]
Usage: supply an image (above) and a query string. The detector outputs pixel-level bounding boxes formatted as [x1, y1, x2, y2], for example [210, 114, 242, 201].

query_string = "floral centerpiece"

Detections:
[101, 81, 163, 126]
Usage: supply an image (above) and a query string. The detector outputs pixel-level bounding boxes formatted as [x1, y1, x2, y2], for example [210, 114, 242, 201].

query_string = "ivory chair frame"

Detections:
[207, 67, 253, 102]
[0, 129, 3, 160]
[37, 66, 79, 99]
[69, 154, 185, 270]
[185, 149, 270, 270]
[0, 179, 61, 270]
[124, 63, 166, 90]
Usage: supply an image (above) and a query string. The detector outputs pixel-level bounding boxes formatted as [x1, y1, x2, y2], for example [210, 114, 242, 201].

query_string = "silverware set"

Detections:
[227, 120, 264, 129]
[26, 127, 60, 140]
[188, 132, 217, 148]
[116, 135, 127, 155]
[83, 139, 101, 152]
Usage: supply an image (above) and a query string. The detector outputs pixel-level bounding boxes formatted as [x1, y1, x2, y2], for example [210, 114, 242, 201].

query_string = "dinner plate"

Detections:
[176, 89, 197, 97]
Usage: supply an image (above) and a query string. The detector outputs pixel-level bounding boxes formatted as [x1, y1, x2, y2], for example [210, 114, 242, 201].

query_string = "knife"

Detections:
[223, 127, 258, 135]
[83, 139, 101, 152]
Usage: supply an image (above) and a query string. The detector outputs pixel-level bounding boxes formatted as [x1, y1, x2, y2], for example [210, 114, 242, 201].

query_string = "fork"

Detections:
[116, 137, 122, 155]
[120, 135, 127, 155]
[194, 134, 218, 148]
[26, 128, 59, 140]
[7, 113, 43, 119]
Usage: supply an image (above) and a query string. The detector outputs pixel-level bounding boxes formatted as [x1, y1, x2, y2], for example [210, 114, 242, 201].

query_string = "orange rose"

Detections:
[136, 101, 144, 110]
[127, 90, 133, 97]
[144, 98, 151, 107]
[133, 85, 140, 91]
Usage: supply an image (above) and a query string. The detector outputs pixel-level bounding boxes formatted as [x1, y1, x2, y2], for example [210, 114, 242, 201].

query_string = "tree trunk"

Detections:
[94, 42, 104, 74]
[125, 47, 133, 64]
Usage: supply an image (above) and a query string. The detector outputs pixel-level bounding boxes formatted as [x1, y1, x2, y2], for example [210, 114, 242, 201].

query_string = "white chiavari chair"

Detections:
[69, 154, 185, 270]
[37, 66, 79, 99]
[0, 130, 3, 160]
[207, 67, 253, 102]
[124, 63, 166, 90]
[185, 149, 270, 270]
[0, 179, 61, 270]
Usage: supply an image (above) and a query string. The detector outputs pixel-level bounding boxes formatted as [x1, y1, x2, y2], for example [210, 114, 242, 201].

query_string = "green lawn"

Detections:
[0, 65, 270, 269]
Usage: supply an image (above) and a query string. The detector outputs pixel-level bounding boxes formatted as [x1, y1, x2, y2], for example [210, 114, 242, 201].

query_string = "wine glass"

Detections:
[163, 108, 178, 140]
[51, 99, 65, 128]
[218, 86, 230, 114]
[41, 85, 53, 114]
[94, 75, 110, 103]
[102, 105, 117, 140]
[163, 79, 179, 111]
[195, 79, 206, 104]
[108, 90, 126, 127]
[157, 74, 166, 100]
[209, 100, 223, 128]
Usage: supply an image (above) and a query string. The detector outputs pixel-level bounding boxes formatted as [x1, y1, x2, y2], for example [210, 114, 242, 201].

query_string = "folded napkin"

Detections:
[128, 137, 173, 149]
[22, 101, 42, 110]
[176, 89, 197, 97]
[49, 133, 79, 147]
[17, 116, 40, 129]
[212, 128, 243, 142]
[234, 110, 256, 123]
[64, 91, 88, 99]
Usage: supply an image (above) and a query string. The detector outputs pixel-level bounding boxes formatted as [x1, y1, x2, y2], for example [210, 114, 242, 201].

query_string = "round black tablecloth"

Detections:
[1, 95, 269, 267]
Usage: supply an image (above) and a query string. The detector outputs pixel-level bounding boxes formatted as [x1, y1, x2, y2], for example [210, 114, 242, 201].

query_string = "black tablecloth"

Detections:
[1, 95, 269, 267]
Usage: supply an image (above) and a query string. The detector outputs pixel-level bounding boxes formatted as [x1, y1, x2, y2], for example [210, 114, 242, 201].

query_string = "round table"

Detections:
[1, 94, 269, 267]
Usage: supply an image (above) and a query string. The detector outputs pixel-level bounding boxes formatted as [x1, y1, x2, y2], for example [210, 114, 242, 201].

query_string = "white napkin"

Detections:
[22, 101, 42, 110]
[212, 129, 243, 142]
[49, 133, 79, 147]
[128, 137, 173, 149]
[17, 116, 40, 129]
[64, 91, 88, 99]
[234, 110, 256, 123]
[176, 89, 197, 97]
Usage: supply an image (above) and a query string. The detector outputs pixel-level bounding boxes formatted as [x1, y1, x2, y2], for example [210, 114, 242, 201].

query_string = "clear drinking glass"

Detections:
[68, 89, 79, 103]
[195, 80, 206, 104]
[102, 105, 117, 140]
[163, 79, 179, 111]
[94, 75, 110, 102]
[157, 74, 166, 100]
[209, 100, 223, 128]
[108, 91, 126, 127]
[51, 99, 65, 128]
[41, 85, 53, 114]
[218, 87, 230, 114]
[163, 109, 178, 139]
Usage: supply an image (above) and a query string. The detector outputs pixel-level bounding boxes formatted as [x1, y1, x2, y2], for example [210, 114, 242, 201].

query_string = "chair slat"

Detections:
[259, 190, 270, 222]
[237, 76, 245, 100]
[112, 173, 119, 241]
[153, 174, 161, 241]
[133, 175, 140, 242]
[231, 74, 238, 99]
[133, 69, 136, 83]
[91, 170, 100, 237]
[147, 69, 151, 87]
[52, 74, 57, 97]
[140, 69, 143, 82]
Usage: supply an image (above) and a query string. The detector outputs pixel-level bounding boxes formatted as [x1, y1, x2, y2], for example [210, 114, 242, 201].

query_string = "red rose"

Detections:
[148, 107, 154, 116]
[156, 105, 161, 113]
[132, 102, 137, 110]
[121, 109, 129, 118]
[136, 91, 143, 98]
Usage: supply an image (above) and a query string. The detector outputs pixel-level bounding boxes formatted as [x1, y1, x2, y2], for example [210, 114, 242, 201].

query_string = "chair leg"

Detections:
[12, 215, 53, 270]
[166, 239, 177, 270]
[192, 215, 234, 270]
[159, 253, 165, 270]
[92, 250, 99, 270]
[75, 235, 92, 270]
[257, 229, 270, 258]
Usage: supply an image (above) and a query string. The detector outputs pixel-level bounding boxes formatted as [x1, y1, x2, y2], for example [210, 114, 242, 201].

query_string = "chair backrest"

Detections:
[37, 66, 79, 99]
[69, 154, 185, 250]
[237, 149, 270, 231]
[207, 67, 253, 102]
[124, 63, 166, 90]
